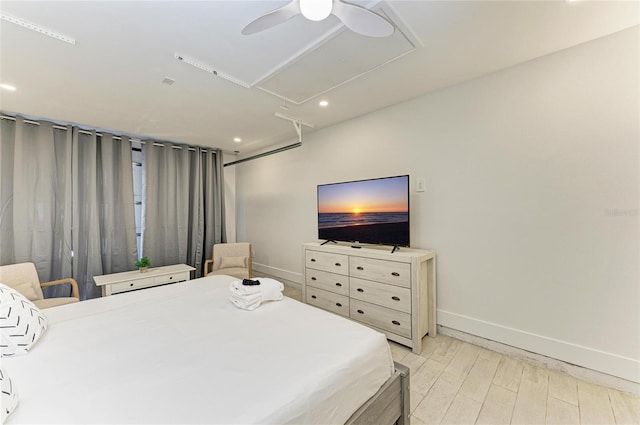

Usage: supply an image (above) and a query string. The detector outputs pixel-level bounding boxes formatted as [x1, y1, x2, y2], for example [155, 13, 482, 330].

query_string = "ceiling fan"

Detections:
[241, 0, 395, 38]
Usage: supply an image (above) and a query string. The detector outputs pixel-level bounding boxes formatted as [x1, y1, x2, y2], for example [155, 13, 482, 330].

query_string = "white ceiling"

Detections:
[0, 1, 638, 155]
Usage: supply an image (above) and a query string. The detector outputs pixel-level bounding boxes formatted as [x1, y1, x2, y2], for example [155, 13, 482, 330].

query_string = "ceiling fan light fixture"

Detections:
[300, 0, 332, 21]
[242, 0, 394, 37]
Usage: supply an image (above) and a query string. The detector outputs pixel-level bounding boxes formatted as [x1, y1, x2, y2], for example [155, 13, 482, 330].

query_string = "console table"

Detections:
[303, 242, 436, 354]
[94, 264, 195, 296]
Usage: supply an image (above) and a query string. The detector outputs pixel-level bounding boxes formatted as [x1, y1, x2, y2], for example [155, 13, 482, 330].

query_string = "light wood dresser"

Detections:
[302, 242, 436, 354]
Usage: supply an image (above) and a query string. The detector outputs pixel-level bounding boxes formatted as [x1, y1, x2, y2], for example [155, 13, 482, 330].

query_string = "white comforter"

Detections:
[3, 275, 393, 424]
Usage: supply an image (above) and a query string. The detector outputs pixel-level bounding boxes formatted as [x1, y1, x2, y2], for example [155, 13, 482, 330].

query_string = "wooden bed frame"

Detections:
[346, 362, 410, 425]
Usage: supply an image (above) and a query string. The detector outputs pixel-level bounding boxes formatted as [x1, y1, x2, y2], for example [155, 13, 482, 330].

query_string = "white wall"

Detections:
[233, 27, 639, 382]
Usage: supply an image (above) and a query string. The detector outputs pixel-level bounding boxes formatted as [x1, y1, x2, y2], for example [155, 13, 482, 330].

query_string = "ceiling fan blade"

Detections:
[332, 1, 394, 37]
[241, 1, 302, 35]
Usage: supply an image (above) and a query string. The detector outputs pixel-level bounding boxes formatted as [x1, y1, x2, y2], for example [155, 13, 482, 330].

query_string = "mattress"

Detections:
[3, 275, 394, 424]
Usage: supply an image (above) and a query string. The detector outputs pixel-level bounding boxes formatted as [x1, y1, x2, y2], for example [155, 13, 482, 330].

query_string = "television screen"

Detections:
[317, 175, 410, 247]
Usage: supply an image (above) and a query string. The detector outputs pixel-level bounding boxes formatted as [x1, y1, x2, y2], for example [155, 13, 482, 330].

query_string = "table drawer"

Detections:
[350, 299, 411, 338]
[109, 277, 154, 294]
[153, 271, 189, 285]
[350, 277, 411, 314]
[305, 250, 349, 275]
[306, 287, 349, 318]
[305, 268, 349, 296]
[350, 257, 411, 288]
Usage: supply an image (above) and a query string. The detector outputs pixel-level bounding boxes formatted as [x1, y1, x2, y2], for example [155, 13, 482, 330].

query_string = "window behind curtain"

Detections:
[132, 142, 144, 259]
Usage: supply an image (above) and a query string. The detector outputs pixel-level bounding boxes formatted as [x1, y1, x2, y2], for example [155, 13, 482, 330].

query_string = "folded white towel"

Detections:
[230, 278, 284, 298]
[230, 280, 262, 296]
[229, 292, 283, 311]
[229, 292, 262, 311]
[229, 278, 284, 311]
[229, 291, 262, 305]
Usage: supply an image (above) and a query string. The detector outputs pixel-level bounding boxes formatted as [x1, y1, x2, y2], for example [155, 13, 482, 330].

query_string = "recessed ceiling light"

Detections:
[319, 100, 329, 107]
[233, 137, 242, 143]
[0, 84, 16, 91]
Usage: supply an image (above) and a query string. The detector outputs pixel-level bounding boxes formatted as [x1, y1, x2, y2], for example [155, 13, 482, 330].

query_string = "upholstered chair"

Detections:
[0, 262, 80, 308]
[204, 243, 252, 280]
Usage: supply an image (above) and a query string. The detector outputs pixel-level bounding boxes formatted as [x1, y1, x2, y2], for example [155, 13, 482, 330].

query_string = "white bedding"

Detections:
[3, 275, 394, 424]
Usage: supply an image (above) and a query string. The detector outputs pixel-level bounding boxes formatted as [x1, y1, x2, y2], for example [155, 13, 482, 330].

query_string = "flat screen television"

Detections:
[317, 175, 410, 248]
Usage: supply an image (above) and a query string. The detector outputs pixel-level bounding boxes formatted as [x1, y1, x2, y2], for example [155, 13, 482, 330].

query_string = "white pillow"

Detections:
[219, 256, 247, 269]
[0, 283, 48, 357]
[0, 367, 18, 422]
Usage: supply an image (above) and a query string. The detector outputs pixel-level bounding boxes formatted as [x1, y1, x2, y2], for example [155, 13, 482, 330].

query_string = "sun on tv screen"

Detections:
[317, 175, 410, 248]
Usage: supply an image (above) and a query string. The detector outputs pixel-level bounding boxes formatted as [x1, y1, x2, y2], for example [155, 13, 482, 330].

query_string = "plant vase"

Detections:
[139, 267, 149, 273]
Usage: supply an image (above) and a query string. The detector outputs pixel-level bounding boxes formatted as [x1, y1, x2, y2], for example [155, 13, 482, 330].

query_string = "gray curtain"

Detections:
[0, 116, 137, 299]
[143, 143, 224, 277]
[0, 117, 73, 287]
[201, 148, 225, 274]
[72, 129, 137, 299]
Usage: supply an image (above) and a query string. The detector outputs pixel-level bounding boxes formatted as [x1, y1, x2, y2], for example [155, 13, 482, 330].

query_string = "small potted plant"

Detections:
[135, 257, 151, 273]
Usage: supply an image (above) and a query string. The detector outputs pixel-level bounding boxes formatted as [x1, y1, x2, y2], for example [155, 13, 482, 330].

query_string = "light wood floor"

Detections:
[390, 335, 640, 425]
[282, 284, 640, 425]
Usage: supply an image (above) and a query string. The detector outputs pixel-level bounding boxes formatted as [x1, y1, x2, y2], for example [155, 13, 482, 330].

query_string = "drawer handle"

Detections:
[310, 258, 316, 262]
[391, 272, 400, 277]
[129, 283, 134, 287]
[336, 303, 342, 307]
[169, 276, 173, 280]
[311, 277, 317, 281]
[356, 266, 364, 270]
[335, 283, 342, 287]
[311, 295, 317, 299]
[392, 320, 401, 326]
[357, 309, 364, 314]
[357, 288, 364, 292]
[392, 296, 400, 301]
[335, 262, 342, 267]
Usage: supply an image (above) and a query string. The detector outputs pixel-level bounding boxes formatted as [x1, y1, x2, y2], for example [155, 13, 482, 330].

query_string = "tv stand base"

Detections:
[320, 240, 337, 246]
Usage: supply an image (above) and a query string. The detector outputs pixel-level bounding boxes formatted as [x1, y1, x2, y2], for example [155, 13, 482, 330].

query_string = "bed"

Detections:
[2, 275, 409, 424]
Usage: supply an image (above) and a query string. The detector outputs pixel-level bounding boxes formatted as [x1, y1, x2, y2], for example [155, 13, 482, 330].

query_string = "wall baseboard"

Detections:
[251, 263, 639, 393]
[253, 262, 302, 288]
[438, 310, 640, 391]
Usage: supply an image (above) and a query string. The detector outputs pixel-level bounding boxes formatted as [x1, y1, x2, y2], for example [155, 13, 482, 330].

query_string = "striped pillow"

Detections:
[0, 367, 18, 421]
[0, 283, 49, 357]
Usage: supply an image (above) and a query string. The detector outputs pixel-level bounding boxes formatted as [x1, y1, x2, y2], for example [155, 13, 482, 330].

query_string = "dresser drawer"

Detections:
[109, 277, 154, 294]
[306, 287, 349, 317]
[305, 250, 349, 275]
[153, 271, 189, 285]
[305, 268, 349, 296]
[350, 277, 411, 314]
[350, 299, 411, 338]
[350, 257, 411, 288]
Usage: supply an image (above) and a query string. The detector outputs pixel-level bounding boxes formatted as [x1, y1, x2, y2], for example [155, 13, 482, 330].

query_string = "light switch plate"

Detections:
[416, 178, 425, 192]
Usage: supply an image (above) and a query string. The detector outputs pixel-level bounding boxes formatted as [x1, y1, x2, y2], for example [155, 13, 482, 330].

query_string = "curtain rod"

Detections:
[0, 114, 215, 153]
[224, 142, 301, 167]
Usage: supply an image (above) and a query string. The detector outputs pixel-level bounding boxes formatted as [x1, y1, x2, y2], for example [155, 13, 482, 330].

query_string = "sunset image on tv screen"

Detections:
[317, 175, 409, 246]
